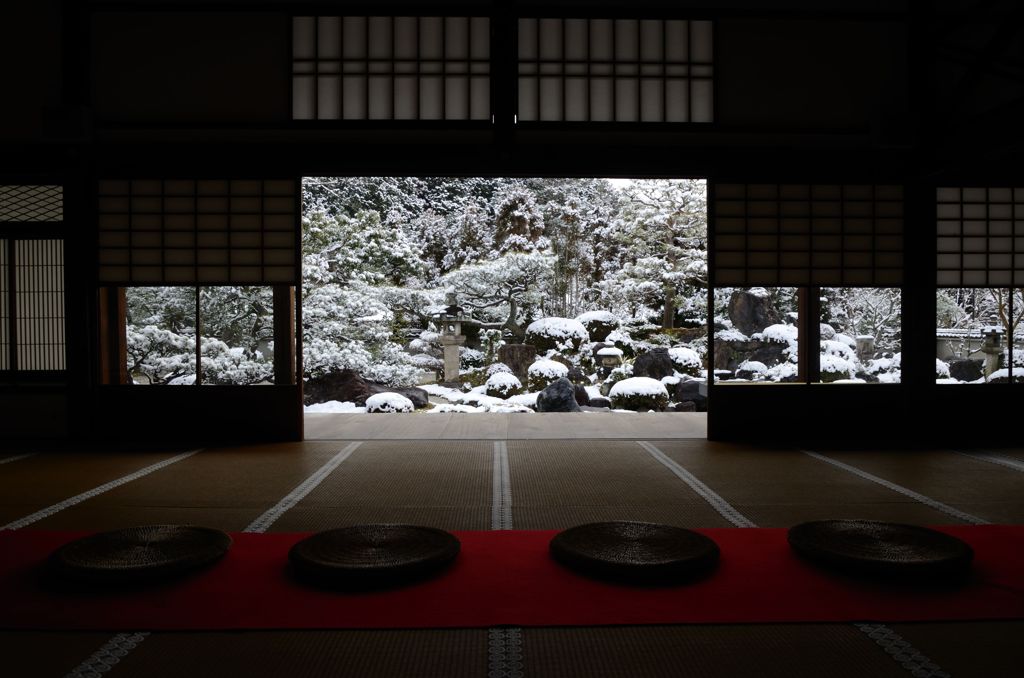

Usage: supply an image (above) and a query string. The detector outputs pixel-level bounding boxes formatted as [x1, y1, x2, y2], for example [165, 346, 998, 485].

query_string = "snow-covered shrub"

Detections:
[527, 359, 570, 391]
[834, 333, 857, 349]
[820, 339, 855, 361]
[409, 353, 442, 371]
[668, 346, 702, 377]
[200, 338, 273, 385]
[609, 377, 670, 412]
[486, 372, 523, 398]
[486, 362, 513, 376]
[819, 323, 837, 340]
[365, 392, 414, 413]
[866, 352, 901, 383]
[575, 310, 620, 342]
[460, 347, 486, 369]
[765, 362, 799, 382]
[736, 360, 768, 381]
[601, 362, 634, 395]
[936, 358, 951, 379]
[525, 317, 590, 352]
[820, 354, 855, 383]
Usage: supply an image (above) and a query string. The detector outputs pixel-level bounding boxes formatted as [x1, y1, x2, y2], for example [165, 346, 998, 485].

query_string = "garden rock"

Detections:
[303, 369, 429, 408]
[672, 381, 707, 412]
[673, 401, 697, 412]
[588, 397, 611, 409]
[573, 384, 591, 406]
[948, 358, 983, 382]
[728, 289, 780, 336]
[536, 378, 582, 412]
[498, 343, 537, 382]
[632, 348, 675, 380]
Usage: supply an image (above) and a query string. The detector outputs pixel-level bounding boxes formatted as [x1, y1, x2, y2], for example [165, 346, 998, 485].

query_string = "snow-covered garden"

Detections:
[122, 178, 1021, 406]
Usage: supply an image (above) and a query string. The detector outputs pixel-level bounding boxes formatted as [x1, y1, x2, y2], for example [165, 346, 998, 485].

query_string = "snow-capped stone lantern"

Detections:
[981, 326, 1003, 379]
[436, 291, 467, 384]
[596, 346, 624, 377]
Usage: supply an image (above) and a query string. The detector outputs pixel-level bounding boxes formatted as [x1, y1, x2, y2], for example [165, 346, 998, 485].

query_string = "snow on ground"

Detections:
[304, 400, 367, 413]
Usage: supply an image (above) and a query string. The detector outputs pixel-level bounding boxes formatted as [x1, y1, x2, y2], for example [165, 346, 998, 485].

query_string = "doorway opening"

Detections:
[299, 177, 708, 439]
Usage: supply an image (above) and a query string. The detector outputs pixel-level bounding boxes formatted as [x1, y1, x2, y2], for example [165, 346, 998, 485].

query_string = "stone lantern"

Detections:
[596, 346, 623, 378]
[980, 326, 1003, 380]
[436, 291, 467, 384]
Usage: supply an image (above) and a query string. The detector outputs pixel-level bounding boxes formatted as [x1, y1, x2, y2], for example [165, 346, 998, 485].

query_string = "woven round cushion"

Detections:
[549, 521, 720, 584]
[788, 520, 973, 578]
[51, 525, 232, 584]
[289, 524, 461, 588]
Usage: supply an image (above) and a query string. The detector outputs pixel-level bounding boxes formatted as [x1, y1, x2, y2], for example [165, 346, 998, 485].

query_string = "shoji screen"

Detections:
[517, 18, 713, 123]
[936, 187, 1024, 286]
[1, 185, 66, 373]
[293, 16, 491, 120]
[97, 180, 298, 285]
[712, 184, 904, 286]
[13, 240, 65, 371]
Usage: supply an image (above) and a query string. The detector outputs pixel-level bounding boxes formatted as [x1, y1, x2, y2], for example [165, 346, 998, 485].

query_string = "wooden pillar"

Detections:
[97, 286, 127, 385]
[273, 285, 295, 385]
[797, 287, 821, 383]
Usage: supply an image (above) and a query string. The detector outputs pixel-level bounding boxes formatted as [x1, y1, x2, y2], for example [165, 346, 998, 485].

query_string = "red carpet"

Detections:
[1, 526, 1023, 631]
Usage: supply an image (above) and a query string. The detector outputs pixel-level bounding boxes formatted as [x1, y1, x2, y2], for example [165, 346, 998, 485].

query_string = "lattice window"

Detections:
[517, 18, 713, 123]
[98, 180, 298, 285]
[0, 185, 63, 222]
[293, 16, 491, 120]
[713, 184, 904, 286]
[936, 187, 1024, 287]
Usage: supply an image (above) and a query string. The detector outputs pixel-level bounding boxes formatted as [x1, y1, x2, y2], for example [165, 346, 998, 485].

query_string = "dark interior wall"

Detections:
[0, 0, 63, 143]
[716, 18, 910, 135]
[1, 1, 1021, 445]
[90, 11, 291, 123]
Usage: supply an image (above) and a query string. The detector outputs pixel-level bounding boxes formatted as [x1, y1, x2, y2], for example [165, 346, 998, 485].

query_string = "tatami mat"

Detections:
[3, 438, 1021, 678]
[652, 441, 960, 527]
[507, 440, 732, 529]
[815, 448, 1024, 523]
[270, 440, 493, 531]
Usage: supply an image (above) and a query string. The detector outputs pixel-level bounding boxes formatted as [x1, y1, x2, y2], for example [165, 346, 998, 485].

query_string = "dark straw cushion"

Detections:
[550, 521, 720, 584]
[788, 520, 973, 579]
[289, 524, 461, 588]
[51, 525, 232, 584]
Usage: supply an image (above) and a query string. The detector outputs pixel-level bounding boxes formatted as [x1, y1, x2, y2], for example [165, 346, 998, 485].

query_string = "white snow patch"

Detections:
[596, 346, 623, 357]
[365, 392, 415, 413]
[935, 359, 951, 378]
[304, 400, 366, 413]
[507, 392, 539, 407]
[575, 310, 619, 324]
[609, 377, 669, 398]
[715, 328, 749, 342]
[754, 324, 798, 346]
[834, 333, 857, 349]
[526, 317, 590, 342]
[668, 346, 702, 370]
[528, 359, 569, 379]
[737, 360, 768, 374]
